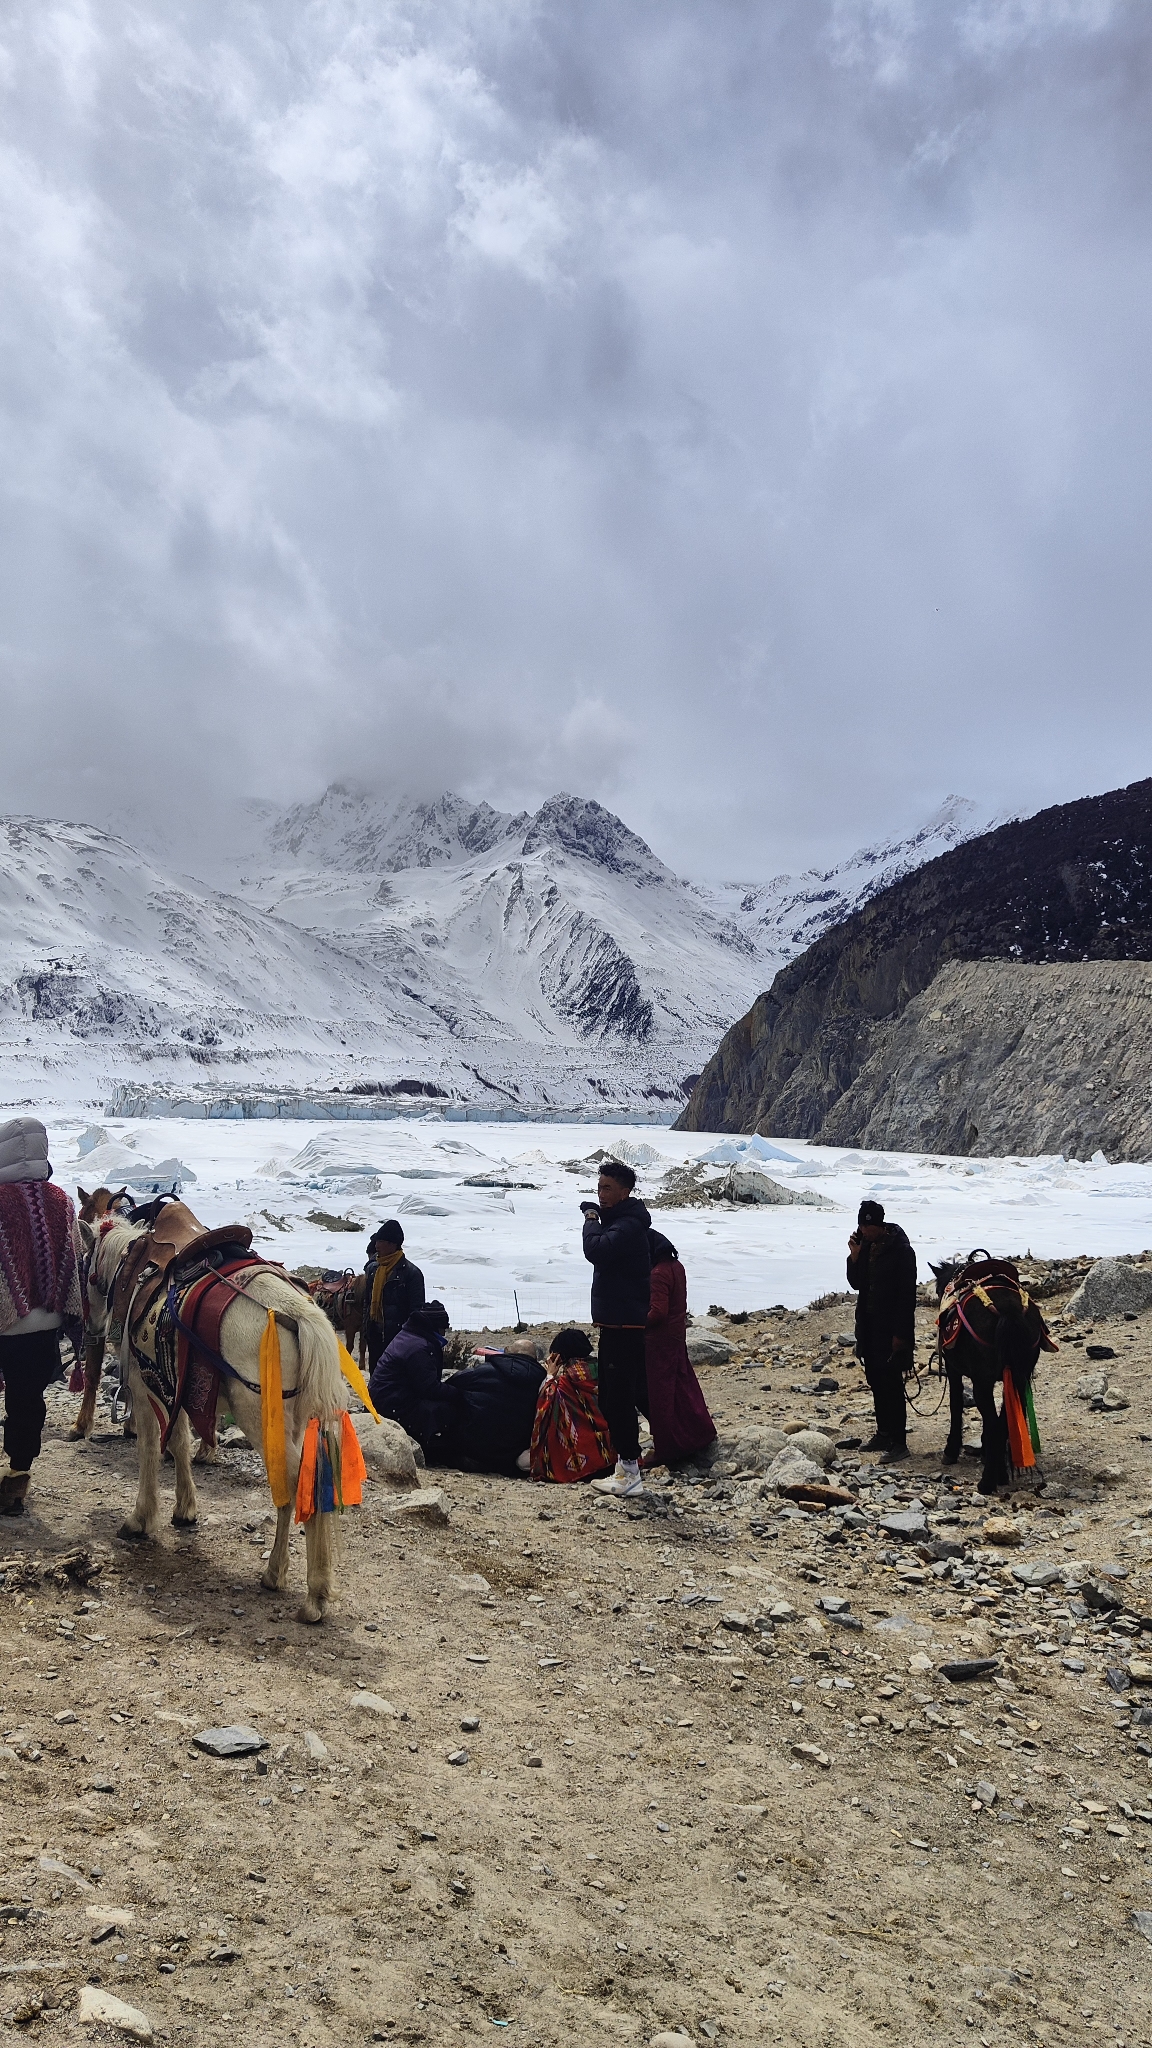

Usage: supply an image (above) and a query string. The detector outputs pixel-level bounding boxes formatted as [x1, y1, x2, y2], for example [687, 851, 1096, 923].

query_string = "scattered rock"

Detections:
[791, 1742, 832, 1769]
[526, 1753, 543, 1768]
[1086, 1344, 1117, 1362]
[84, 1906, 134, 1929]
[721, 1611, 752, 1633]
[460, 1715, 481, 1733]
[1066, 1259, 1152, 1321]
[939, 1658, 1001, 1682]
[447, 1748, 470, 1765]
[349, 1692, 398, 1716]
[1011, 1562, 1062, 1587]
[1133, 1911, 1152, 1946]
[304, 1730, 329, 1761]
[1075, 1372, 1109, 1400]
[1099, 1389, 1130, 1411]
[982, 1517, 1023, 1546]
[192, 1725, 268, 1759]
[38, 1854, 92, 1889]
[650, 2034, 697, 2048]
[78, 1986, 153, 2039]
[1128, 1660, 1152, 1686]
[878, 1510, 929, 1540]
[381, 1487, 449, 1525]
[975, 1780, 998, 1806]
[449, 1573, 492, 1597]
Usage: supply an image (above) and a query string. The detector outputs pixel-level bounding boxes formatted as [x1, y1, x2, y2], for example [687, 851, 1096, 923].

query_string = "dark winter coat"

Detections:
[583, 1196, 652, 1325]
[363, 1254, 426, 1351]
[367, 1320, 451, 1452]
[847, 1225, 917, 1351]
[437, 1355, 545, 1474]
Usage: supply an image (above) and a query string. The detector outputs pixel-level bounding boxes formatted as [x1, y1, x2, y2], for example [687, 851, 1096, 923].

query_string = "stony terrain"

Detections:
[679, 775, 1152, 1159]
[5, 1260, 1152, 2046]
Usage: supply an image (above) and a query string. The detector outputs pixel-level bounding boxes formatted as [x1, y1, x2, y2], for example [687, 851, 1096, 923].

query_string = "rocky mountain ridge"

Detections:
[678, 778, 1152, 1158]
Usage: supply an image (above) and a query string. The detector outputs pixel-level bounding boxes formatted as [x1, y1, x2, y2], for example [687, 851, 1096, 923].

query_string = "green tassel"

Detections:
[1025, 1381, 1042, 1456]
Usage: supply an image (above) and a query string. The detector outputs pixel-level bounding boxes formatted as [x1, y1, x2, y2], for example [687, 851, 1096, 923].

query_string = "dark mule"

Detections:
[930, 1250, 1054, 1494]
[310, 1269, 365, 1362]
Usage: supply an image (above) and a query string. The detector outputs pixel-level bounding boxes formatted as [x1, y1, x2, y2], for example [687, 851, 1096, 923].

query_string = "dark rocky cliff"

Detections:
[676, 778, 1152, 1153]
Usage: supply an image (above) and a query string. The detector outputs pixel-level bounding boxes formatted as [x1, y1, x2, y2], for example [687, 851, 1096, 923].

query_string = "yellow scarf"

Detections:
[369, 1245, 403, 1323]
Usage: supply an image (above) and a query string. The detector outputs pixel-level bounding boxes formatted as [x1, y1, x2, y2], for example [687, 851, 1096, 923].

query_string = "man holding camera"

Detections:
[846, 1198, 917, 1463]
[580, 1159, 652, 1499]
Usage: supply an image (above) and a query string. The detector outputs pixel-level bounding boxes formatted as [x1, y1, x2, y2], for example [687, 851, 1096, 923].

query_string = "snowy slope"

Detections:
[0, 793, 996, 1117]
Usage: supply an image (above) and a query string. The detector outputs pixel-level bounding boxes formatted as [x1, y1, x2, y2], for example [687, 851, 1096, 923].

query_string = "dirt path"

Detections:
[4, 1275, 1152, 2046]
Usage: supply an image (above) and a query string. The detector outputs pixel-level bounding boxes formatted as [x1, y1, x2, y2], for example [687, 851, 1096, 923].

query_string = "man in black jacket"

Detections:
[846, 1199, 917, 1462]
[362, 1220, 426, 1373]
[581, 1160, 652, 1499]
[367, 1301, 453, 1454]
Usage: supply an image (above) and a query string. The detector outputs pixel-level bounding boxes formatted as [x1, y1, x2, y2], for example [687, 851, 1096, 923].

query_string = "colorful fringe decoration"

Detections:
[259, 1309, 291, 1509]
[1003, 1366, 1036, 1472]
[1025, 1379, 1042, 1456]
[295, 1412, 368, 1523]
[338, 1340, 382, 1423]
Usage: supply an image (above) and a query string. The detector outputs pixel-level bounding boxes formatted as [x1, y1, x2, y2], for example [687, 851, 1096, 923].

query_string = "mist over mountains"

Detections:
[0, 786, 991, 1118]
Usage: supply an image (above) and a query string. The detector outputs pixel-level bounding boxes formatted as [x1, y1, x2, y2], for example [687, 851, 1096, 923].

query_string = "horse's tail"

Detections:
[290, 1291, 347, 1422]
[994, 1309, 1039, 1386]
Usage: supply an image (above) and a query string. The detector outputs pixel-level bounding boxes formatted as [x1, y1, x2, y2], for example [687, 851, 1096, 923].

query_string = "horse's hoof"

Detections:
[977, 1475, 1005, 1497]
[117, 1522, 148, 1541]
[942, 1441, 961, 1465]
[171, 1514, 197, 1529]
[297, 1598, 326, 1625]
[259, 1571, 285, 1593]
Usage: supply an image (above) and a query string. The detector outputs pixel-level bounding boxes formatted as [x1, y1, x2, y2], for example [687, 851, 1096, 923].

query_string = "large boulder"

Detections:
[783, 1428, 836, 1468]
[352, 1415, 422, 1488]
[764, 1448, 825, 1493]
[701, 1425, 788, 1474]
[1066, 1260, 1152, 1321]
[686, 1330, 733, 1366]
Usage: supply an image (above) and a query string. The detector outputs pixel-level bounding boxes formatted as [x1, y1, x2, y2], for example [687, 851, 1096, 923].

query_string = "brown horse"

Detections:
[72, 1188, 133, 1437]
[930, 1252, 1055, 1494]
[311, 1269, 365, 1362]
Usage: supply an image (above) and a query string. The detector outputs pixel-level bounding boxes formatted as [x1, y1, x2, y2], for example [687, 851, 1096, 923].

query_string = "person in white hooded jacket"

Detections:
[0, 1118, 83, 1514]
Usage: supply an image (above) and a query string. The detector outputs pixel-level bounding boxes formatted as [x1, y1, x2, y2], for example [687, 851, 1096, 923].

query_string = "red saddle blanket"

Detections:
[131, 1257, 268, 1451]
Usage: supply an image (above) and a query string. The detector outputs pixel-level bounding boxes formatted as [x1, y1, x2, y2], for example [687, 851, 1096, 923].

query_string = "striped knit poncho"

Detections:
[0, 1180, 83, 1335]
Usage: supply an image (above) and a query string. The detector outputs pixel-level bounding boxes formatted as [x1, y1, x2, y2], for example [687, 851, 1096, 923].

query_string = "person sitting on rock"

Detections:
[524, 1328, 613, 1483]
[367, 1300, 452, 1457]
[846, 1199, 917, 1463]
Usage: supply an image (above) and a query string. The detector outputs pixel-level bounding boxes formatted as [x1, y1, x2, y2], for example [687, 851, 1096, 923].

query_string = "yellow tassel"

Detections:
[260, 1310, 291, 1509]
[338, 1341, 382, 1423]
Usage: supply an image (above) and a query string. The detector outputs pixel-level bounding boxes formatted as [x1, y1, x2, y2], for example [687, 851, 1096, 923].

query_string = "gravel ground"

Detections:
[3, 1265, 1152, 2047]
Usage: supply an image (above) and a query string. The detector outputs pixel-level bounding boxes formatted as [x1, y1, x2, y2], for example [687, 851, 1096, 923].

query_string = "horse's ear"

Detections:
[78, 1218, 96, 1251]
[78, 1186, 90, 1206]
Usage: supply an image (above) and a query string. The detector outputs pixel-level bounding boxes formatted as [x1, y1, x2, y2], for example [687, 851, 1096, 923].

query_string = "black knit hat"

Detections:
[858, 1200, 885, 1227]
[550, 1326, 593, 1362]
[408, 1300, 450, 1336]
[374, 1219, 404, 1247]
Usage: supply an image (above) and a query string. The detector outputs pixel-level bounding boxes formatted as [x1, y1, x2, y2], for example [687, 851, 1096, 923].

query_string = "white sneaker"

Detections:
[591, 1461, 645, 1499]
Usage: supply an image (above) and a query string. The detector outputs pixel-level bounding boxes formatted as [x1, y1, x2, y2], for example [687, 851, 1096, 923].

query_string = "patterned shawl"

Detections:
[0, 1180, 83, 1335]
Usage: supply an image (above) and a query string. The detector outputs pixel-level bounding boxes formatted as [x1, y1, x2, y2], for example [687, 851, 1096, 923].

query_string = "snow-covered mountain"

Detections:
[0, 790, 997, 1118]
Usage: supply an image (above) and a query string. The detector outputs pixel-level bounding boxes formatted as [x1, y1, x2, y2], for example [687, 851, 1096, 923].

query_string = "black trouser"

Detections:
[1, 1329, 64, 1470]
[859, 1332, 907, 1447]
[596, 1327, 649, 1463]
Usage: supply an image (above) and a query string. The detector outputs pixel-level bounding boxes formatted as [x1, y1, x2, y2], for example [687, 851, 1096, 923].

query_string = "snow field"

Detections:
[44, 1114, 1152, 1328]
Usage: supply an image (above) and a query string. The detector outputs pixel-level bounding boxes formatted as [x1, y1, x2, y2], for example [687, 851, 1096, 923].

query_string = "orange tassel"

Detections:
[1003, 1367, 1035, 1471]
[339, 1411, 368, 1505]
[295, 1417, 320, 1523]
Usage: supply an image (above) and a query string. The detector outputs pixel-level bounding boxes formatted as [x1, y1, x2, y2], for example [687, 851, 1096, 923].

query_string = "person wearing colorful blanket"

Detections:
[0, 1117, 84, 1514]
[846, 1198, 917, 1463]
[524, 1328, 613, 1482]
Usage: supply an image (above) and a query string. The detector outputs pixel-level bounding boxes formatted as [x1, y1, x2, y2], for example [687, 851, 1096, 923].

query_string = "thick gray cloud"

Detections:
[1, 1, 1150, 876]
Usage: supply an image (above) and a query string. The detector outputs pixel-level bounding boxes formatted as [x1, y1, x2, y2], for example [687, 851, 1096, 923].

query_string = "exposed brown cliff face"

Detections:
[676, 779, 1152, 1158]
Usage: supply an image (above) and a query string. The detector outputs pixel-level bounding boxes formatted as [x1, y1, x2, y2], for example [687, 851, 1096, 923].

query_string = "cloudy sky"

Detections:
[1, 1, 1150, 878]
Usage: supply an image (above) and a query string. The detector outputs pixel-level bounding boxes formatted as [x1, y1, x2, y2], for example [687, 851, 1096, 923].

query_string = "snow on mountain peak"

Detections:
[519, 794, 669, 882]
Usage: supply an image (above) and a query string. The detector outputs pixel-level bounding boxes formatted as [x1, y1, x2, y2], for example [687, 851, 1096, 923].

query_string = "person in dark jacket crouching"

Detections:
[368, 1300, 452, 1457]
[362, 1220, 425, 1373]
[437, 1340, 545, 1475]
[846, 1200, 917, 1462]
[580, 1160, 652, 1500]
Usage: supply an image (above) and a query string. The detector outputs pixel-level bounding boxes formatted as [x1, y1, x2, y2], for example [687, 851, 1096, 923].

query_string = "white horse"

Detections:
[86, 1219, 345, 1622]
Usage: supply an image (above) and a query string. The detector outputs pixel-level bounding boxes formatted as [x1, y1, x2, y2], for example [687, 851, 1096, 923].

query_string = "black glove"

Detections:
[580, 1202, 600, 1218]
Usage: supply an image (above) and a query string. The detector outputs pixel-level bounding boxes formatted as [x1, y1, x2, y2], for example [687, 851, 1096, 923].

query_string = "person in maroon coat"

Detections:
[641, 1231, 717, 1468]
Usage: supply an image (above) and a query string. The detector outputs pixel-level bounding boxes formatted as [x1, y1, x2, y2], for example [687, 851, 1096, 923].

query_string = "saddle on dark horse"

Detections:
[937, 1250, 1057, 1475]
